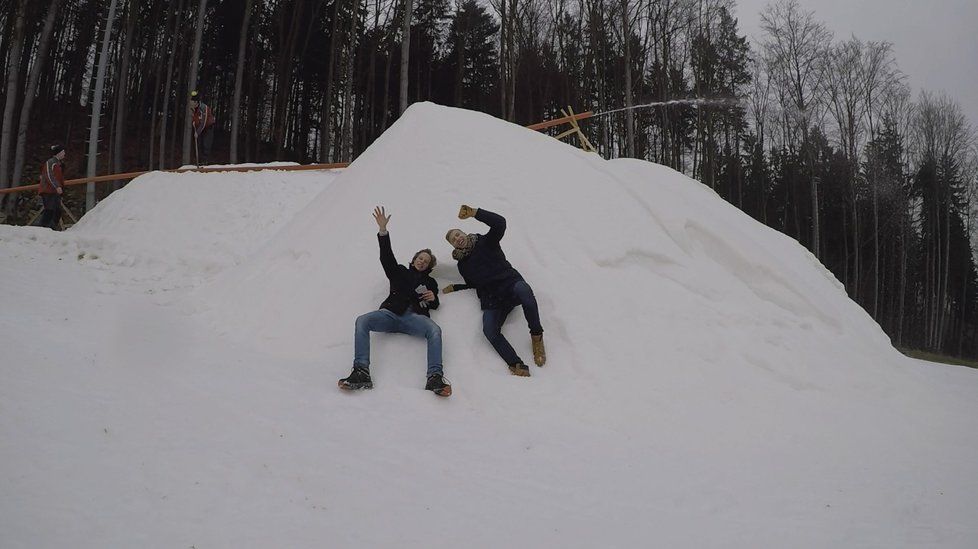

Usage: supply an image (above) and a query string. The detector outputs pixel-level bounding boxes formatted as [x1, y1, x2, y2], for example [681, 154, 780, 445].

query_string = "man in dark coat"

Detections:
[38, 144, 66, 230]
[443, 205, 546, 377]
[339, 206, 451, 396]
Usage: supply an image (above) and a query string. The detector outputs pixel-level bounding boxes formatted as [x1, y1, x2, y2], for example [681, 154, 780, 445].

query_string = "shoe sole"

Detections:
[430, 386, 452, 397]
[508, 365, 531, 377]
[338, 380, 373, 390]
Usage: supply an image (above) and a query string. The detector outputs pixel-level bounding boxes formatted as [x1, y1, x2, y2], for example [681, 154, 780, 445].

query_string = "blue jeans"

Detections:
[353, 309, 443, 376]
[482, 280, 543, 365]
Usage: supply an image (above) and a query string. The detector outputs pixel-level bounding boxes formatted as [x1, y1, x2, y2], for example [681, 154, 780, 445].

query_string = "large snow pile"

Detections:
[2, 104, 977, 548]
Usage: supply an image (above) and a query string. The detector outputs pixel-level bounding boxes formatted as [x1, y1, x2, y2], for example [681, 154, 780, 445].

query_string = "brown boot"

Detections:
[531, 334, 546, 367]
[508, 362, 531, 377]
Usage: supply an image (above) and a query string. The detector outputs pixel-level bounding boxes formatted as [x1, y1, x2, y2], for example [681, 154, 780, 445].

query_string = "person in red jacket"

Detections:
[190, 90, 216, 165]
[38, 144, 66, 230]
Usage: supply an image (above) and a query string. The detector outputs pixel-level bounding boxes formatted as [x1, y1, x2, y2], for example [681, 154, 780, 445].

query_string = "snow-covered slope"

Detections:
[2, 105, 977, 549]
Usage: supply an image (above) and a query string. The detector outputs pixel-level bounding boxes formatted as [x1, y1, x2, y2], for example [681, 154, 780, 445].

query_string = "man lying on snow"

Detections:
[442, 205, 546, 377]
[338, 206, 452, 397]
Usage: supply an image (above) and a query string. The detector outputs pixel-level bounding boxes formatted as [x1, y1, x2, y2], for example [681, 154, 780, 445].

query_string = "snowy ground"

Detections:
[2, 104, 978, 548]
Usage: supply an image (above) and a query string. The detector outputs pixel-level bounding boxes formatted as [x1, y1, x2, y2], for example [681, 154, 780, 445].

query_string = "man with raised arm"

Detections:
[338, 206, 451, 397]
[443, 205, 546, 377]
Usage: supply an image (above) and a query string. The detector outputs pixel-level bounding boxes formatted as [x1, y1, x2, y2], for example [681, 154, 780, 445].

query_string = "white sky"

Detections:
[733, 0, 978, 129]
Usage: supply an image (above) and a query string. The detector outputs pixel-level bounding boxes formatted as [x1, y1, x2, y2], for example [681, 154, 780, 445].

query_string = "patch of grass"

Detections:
[899, 348, 978, 369]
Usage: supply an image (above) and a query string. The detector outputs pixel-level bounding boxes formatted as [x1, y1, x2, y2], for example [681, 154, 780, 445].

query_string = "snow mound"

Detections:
[199, 102, 896, 386]
[1, 167, 338, 295]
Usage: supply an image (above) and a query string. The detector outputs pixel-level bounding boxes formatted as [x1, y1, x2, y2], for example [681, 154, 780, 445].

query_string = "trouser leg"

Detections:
[201, 128, 214, 164]
[398, 313, 444, 377]
[482, 307, 521, 365]
[40, 194, 62, 230]
[512, 280, 543, 335]
[353, 310, 398, 369]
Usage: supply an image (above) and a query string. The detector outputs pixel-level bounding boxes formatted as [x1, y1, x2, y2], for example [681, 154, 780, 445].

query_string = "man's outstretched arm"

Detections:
[373, 206, 401, 279]
[459, 204, 506, 243]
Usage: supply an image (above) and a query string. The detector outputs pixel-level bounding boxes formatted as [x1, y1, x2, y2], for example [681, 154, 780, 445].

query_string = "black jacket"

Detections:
[456, 209, 524, 310]
[377, 232, 439, 316]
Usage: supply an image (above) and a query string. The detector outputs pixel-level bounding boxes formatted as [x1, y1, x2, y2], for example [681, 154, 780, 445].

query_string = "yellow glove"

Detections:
[458, 205, 477, 219]
[442, 285, 455, 294]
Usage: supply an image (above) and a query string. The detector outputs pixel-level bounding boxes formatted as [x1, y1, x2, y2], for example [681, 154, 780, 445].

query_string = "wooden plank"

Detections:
[526, 110, 594, 131]
[554, 128, 578, 140]
[0, 162, 350, 195]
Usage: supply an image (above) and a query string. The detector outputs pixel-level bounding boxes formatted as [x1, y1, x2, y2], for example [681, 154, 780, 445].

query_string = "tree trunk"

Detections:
[159, 0, 183, 169]
[0, 0, 26, 197]
[229, 0, 254, 164]
[112, 0, 138, 184]
[319, 0, 342, 161]
[86, 0, 120, 211]
[850, 181, 860, 301]
[273, 2, 303, 158]
[11, 0, 63, 191]
[872, 173, 879, 318]
[898, 214, 908, 345]
[380, 45, 393, 130]
[505, 0, 516, 121]
[181, 0, 208, 165]
[939, 207, 951, 350]
[498, 0, 507, 118]
[399, 0, 413, 114]
[340, 0, 361, 161]
[621, 0, 634, 157]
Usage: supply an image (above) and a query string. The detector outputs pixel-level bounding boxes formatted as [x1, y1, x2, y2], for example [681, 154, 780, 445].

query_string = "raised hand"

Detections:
[373, 206, 391, 232]
[458, 205, 477, 219]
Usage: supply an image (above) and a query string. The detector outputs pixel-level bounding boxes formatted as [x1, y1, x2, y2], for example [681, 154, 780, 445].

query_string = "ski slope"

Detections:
[2, 103, 977, 548]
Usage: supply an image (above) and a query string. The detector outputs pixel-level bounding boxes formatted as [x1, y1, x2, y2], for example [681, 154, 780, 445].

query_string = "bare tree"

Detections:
[620, 0, 634, 156]
[11, 0, 64, 192]
[86, 0, 120, 211]
[861, 41, 899, 140]
[229, 0, 254, 164]
[823, 37, 865, 297]
[399, 0, 413, 114]
[320, 0, 343, 161]
[158, 0, 183, 169]
[341, 0, 363, 160]
[881, 82, 913, 345]
[760, 0, 832, 255]
[181, 0, 208, 165]
[0, 0, 26, 198]
[911, 92, 973, 349]
[858, 40, 901, 317]
[112, 0, 138, 179]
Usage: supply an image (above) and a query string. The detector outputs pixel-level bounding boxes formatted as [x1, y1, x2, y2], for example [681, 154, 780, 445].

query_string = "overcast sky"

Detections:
[732, 0, 978, 128]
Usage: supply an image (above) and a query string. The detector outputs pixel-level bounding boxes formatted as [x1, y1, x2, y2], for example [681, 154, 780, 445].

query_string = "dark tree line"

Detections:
[1, 0, 976, 359]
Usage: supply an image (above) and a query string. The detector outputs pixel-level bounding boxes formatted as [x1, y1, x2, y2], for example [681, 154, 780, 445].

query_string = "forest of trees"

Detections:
[1, 0, 976, 359]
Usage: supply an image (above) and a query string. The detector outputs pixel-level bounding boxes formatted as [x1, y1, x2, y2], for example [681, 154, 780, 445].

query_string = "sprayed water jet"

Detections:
[593, 97, 741, 117]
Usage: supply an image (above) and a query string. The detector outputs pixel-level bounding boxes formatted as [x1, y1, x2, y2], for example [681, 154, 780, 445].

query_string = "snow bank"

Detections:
[199, 102, 898, 389]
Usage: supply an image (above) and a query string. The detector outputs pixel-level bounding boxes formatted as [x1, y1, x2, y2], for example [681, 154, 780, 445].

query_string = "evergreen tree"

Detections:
[440, 0, 498, 111]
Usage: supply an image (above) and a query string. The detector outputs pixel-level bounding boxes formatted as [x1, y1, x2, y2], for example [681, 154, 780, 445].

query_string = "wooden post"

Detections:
[556, 106, 596, 152]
